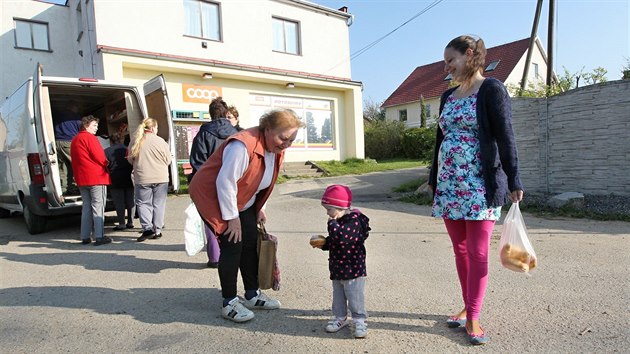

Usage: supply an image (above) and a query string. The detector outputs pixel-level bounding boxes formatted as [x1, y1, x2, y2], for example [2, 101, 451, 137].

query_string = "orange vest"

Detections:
[189, 127, 284, 235]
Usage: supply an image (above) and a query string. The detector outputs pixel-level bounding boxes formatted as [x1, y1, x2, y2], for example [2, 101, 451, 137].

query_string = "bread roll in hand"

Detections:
[309, 235, 326, 248]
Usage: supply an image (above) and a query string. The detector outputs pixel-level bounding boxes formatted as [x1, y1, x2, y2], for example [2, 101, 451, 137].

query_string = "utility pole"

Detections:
[547, 0, 556, 89]
[520, 0, 544, 95]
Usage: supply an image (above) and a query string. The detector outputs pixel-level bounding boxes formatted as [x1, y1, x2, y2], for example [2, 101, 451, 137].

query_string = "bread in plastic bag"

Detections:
[499, 202, 537, 273]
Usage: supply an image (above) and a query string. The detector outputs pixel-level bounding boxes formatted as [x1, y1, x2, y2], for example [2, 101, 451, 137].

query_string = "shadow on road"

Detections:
[0, 285, 469, 346]
[0, 248, 203, 273]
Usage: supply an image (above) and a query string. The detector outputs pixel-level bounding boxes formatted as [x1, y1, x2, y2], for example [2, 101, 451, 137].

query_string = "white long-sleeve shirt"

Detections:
[216, 140, 275, 220]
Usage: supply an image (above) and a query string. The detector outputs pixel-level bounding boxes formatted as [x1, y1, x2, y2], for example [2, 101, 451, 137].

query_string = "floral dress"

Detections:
[431, 93, 501, 220]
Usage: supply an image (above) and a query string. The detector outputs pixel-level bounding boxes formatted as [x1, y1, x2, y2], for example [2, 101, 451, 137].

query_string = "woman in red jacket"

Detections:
[71, 115, 112, 246]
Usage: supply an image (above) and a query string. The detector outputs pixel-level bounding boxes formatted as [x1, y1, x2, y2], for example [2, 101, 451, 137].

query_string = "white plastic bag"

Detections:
[184, 202, 206, 256]
[499, 202, 537, 273]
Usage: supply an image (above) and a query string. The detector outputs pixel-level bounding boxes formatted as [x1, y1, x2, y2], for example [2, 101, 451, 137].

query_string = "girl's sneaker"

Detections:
[325, 318, 348, 333]
[354, 322, 368, 338]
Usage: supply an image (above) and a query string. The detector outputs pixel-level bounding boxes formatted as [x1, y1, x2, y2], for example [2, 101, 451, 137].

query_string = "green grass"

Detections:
[392, 178, 630, 222]
[393, 177, 434, 205]
[519, 203, 630, 222]
[175, 158, 427, 192]
[315, 158, 428, 176]
[178, 166, 190, 194]
[392, 177, 426, 193]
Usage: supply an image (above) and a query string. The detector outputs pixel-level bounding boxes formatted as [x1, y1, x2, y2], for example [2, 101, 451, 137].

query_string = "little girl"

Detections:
[311, 184, 371, 338]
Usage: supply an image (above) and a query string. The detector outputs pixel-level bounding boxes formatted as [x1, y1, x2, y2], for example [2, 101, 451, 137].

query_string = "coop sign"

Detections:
[182, 84, 222, 103]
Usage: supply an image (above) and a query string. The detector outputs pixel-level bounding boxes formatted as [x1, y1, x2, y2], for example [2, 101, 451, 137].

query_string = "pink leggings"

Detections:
[443, 219, 495, 320]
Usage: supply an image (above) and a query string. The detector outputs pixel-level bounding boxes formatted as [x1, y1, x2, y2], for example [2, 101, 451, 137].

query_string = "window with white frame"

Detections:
[14, 19, 50, 51]
[272, 17, 300, 55]
[533, 62, 540, 78]
[183, 0, 221, 41]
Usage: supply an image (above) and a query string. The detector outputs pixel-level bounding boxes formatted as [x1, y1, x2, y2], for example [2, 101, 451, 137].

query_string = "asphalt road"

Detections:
[1, 168, 629, 353]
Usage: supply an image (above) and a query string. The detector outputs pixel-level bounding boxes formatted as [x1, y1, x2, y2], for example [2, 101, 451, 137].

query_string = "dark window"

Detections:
[399, 109, 407, 122]
[485, 60, 500, 72]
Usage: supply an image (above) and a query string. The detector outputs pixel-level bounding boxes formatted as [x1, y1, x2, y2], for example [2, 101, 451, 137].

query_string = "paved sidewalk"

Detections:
[1, 167, 628, 353]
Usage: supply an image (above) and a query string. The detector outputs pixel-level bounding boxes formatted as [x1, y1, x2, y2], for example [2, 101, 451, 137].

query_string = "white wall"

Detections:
[384, 97, 440, 128]
[0, 2, 77, 102]
[91, 0, 352, 79]
[102, 53, 363, 162]
[506, 41, 548, 88]
[1, 0, 364, 162]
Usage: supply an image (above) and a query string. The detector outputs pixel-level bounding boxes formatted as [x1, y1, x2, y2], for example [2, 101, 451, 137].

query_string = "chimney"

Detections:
[338, 6, 348, 13]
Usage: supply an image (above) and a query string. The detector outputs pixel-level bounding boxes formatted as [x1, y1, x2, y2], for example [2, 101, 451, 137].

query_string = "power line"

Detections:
[350, 0, 446, 61]
[325, 0, 446, 74]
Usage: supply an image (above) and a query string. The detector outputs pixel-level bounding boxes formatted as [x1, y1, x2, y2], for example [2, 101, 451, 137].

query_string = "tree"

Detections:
[363, 97, 385, 121]
[508, 66, 608, 97]
[419, 95, 427, 128]
[305, 112, 319, 143]
[582, 67, 607, 85]
[321, 118, 332, 143]
[621, 57, 630, 79]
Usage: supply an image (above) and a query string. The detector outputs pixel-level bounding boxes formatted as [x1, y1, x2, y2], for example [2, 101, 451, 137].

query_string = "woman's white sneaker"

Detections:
[221, 297, 254, 323]
[243, 290, 281, 310]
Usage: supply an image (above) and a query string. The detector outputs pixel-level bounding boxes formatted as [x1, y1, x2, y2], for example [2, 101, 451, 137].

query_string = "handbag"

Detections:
[183, 201, 206, 256]
[499, 202, 538, 273]
[257, 223, 281, 291]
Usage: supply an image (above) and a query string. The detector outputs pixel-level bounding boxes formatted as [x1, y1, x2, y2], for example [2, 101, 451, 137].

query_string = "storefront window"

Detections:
[249, 94, 333, 149]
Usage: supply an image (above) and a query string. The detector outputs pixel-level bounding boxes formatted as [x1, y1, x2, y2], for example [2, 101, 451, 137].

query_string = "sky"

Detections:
[315, 0, 630, 104]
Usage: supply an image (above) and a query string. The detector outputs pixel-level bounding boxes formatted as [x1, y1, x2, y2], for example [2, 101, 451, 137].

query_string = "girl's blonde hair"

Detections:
[128, 118, 158, 158]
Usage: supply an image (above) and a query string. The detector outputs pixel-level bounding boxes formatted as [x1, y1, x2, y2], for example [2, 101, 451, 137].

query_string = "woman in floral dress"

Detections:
[428, 35, 524, 345]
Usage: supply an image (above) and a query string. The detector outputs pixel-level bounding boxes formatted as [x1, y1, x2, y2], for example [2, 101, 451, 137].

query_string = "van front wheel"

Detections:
[0, 208, 10, 218]
[23, 204, 47, 234]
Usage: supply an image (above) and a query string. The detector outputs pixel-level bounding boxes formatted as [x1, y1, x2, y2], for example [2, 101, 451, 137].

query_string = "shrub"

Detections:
[401, 127, 436, 160]
[364, 119, 405, 160]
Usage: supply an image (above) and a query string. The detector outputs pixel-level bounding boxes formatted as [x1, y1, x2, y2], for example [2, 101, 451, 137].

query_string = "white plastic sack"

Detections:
[498, 202, 538, 273]
[184, 202, 206, 256]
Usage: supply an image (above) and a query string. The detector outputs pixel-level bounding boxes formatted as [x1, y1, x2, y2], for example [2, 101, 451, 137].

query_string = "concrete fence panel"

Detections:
[511, 79, 630, 196]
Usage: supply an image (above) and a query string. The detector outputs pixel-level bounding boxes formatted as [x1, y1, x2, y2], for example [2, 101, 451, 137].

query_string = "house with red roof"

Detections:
[381, 37, 549, 127]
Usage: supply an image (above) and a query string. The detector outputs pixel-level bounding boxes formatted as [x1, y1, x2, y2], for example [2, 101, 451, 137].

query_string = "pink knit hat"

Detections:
[321, 184, 352, 209]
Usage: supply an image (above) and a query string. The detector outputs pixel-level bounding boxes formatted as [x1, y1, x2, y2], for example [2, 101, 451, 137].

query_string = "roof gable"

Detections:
[382, 38, 532, 108]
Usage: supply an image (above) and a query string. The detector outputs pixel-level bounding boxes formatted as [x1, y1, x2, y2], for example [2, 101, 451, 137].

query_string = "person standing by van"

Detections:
[127, 118, 172, 242]
[70, 115, 112, 246]
[54, 100, 82, 195]
[105, 132, 134, 230]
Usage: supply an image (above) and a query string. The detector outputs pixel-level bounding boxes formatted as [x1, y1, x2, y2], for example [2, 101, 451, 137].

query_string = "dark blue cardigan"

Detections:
[429, 77, 523, 207]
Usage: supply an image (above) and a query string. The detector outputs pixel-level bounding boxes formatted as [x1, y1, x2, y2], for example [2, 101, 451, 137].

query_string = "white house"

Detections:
[1, 0, 364, 163]
[382, 37, 549, 127]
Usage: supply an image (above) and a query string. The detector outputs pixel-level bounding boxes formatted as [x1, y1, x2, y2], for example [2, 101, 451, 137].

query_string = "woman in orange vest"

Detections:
[189, 109, 304, 323]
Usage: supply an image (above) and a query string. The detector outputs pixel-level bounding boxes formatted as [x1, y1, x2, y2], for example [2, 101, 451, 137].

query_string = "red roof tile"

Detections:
[381, 38, 531, 107]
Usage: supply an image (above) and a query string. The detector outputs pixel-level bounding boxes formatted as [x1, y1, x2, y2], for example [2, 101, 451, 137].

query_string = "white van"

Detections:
[0, 65, 179, 234]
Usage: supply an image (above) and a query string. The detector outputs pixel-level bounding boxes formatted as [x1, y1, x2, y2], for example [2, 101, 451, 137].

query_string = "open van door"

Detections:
[33, 64, 64, 207]
[143, 75, 179, 193]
